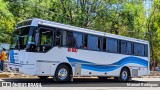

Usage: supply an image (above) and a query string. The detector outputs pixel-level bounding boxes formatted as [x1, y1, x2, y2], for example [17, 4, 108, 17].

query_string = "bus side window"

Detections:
[106, 38, 118, 53]
[127, 42, 132, 55]
[144, 44, 148, 57]
[134, 43, 145, 56]
[38, 28, 53, 52]
[83, 34, 88, 49]
[55, 30, 61, 46]
[87, 35, 99, 50]
[121, 40, 127, 54]
[66, 31, 76, 47]
[73, 32, 83, 48]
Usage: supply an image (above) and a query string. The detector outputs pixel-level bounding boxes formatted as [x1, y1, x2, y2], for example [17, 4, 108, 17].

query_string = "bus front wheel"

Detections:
[54, 64, 71, 82]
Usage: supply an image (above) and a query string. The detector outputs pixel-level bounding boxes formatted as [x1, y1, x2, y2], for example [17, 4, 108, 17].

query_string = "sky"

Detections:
[144, 0, 152, 17]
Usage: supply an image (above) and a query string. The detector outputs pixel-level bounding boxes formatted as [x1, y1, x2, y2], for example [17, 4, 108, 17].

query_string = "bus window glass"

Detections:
[127, 42, 132, 54]
[66, 31, 76, 47]
[144, 44, 148, 57]
[121, 40, 127, 54]
[87, 35, 98, 50]
[12, 27, 30, 49]
[55, 30, 61, 46]
[134, 43, 145, 56]
[39, 29, 53, 52]
[62, 30, 67, 46]
[83, 34, 88, 49]
[134, 43, 138, 56]
[106, 38, 118, 53]
[141, 44, 145, 56]
[73, 32, 83, 48]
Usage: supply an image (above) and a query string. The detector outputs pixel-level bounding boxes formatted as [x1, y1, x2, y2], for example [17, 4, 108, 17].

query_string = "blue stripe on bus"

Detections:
[67, 57, 148, 72]
[67, 57, 93, 64]
[9, 50, 15, 63]
[82, 64, 118, 72]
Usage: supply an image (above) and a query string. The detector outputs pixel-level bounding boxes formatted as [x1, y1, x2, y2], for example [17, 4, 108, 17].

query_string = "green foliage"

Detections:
[147, 0, 160, 66]
[0, 0, 15, 43]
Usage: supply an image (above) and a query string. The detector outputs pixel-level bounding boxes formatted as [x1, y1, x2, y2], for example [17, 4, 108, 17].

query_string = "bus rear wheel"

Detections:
[54, 64, 71, 82]
[119, 68, 130, 81]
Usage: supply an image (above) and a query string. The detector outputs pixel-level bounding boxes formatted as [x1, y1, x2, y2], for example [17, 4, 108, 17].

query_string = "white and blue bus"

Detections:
[9, 18, 150, 82]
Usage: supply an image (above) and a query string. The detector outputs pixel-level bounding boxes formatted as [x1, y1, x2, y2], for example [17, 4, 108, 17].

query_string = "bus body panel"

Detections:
[10, 47, 149, 77]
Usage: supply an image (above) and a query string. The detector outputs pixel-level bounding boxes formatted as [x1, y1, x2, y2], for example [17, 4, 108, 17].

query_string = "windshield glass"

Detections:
[11, 26, 35, 50]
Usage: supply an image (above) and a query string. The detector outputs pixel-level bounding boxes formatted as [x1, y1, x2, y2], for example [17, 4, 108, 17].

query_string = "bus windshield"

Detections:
[11, 26, 34, 50]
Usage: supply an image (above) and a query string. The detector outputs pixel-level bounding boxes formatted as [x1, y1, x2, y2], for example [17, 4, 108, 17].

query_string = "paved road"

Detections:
[0, 77, 160, 87]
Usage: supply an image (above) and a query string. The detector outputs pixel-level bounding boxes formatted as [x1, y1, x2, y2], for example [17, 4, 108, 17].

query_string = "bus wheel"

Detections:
[54, 64, 71, 82]
[119, 68, 129, 81]
[38, 76, 48, 79]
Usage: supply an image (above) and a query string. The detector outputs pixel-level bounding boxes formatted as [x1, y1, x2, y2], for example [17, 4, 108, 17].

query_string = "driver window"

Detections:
[38, 28, 53, 52]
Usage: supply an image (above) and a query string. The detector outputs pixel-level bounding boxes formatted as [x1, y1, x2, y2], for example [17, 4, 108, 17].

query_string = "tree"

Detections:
[0, 0, 15, 43]
[147, 0, 160, 70]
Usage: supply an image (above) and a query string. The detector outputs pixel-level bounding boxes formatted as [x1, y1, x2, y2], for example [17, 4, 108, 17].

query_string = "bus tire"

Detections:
[119, 68, 130, 81]
[54, 64, 71, 82]
[38, 76, 48, 79]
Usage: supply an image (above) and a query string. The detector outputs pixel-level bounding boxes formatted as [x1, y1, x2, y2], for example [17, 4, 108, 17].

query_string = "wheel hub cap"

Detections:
[122, 71, 128, 80]
[58, 68, 68, 80]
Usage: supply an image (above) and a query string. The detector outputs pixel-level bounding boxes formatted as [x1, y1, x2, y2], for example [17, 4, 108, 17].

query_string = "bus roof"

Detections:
[17, 18, 149, 44]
